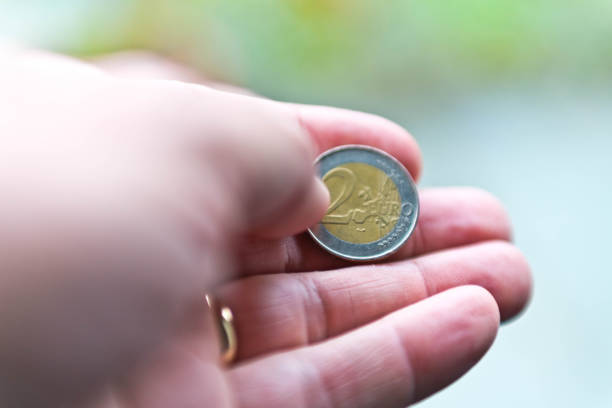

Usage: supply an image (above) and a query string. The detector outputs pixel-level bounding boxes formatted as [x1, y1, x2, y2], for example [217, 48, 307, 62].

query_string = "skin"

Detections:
[0, 48, 532, 408]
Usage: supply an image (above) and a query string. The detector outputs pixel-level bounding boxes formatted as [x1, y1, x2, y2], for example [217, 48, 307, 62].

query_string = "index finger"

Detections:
[296, 105, 422, 181]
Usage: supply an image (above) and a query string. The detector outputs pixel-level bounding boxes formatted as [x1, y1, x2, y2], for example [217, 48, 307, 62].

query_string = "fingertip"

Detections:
[498, 244, 533, 322]
[470, 188, 514, 242]
[416, 187, 514, 247]
[456, 285, 501, 335]
[300, 176, 331, 231]
[296, 105, 423, 181]
[428, 285, 500, 349]
[403, 285, 500, 402]
[313, 176, 331, 218]
[447, 285, 500, 376]
[253, 176, 330, 239]
[465, 285, 501, 365]
[458, 241, 531, 323]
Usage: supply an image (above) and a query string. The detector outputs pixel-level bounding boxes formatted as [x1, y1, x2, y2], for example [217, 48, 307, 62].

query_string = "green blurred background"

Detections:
[2, 1, 612, 407]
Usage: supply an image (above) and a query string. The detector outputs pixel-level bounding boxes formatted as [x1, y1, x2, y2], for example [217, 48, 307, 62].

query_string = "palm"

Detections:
[102, 184, 530, 408]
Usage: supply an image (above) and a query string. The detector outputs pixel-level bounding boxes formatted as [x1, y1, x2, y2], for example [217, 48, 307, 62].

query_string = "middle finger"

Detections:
[239, 187, 513, 275]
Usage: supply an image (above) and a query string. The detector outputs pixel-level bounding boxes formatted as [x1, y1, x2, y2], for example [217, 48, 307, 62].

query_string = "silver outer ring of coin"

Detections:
[307, 145, 419, 261]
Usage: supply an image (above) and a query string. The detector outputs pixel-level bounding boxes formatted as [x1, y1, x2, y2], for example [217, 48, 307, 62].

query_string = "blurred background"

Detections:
[1, 0, 611, 407]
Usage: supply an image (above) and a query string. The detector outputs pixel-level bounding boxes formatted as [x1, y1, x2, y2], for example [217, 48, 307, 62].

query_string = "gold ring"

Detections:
[205, 294, 237, 364]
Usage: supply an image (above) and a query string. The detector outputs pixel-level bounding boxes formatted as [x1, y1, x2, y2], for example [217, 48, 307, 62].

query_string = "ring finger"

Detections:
[219, 240, 531, 361]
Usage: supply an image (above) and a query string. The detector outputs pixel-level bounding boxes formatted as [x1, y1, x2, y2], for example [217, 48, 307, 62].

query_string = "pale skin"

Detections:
[0, 47, 532, 408]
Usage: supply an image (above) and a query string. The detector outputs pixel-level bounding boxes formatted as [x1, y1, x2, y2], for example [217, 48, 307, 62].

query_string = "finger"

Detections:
[220, 240, 530, 361]
[239, 186, 513, 274]
[229, 286, 500, 408]
[137, 81, 330, 239]
[296, 104, 422, 181]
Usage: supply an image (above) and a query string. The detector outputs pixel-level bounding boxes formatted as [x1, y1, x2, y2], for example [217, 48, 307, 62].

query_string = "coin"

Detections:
[308, 145, 419, 261]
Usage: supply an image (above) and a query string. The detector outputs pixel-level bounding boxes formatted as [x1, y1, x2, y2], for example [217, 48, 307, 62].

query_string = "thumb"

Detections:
[162, 84, 331, 239]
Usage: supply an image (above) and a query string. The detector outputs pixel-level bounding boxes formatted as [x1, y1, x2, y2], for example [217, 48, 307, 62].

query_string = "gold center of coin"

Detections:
[321, 162, 401, 244]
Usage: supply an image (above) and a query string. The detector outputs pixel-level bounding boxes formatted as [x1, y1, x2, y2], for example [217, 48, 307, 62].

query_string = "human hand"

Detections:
[0, 49, 531, 408]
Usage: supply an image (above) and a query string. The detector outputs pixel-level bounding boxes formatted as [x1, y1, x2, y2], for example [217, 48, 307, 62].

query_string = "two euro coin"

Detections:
[308, 145, 419, 261]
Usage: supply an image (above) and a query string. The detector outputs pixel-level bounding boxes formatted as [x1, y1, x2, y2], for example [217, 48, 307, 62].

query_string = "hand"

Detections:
[0, 49, 531, 408]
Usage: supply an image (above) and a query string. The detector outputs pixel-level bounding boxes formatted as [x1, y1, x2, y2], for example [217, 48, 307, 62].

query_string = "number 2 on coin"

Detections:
[322, 167, 356, 224]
